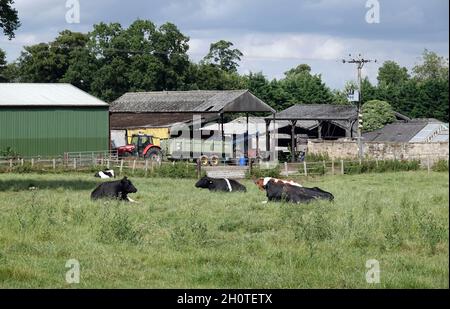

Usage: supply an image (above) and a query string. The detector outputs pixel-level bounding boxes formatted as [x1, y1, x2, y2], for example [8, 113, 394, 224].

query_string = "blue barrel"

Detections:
[239, 157, 247, 166]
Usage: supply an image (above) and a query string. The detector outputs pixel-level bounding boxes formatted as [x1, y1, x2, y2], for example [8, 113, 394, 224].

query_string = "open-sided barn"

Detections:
[0, 83, 110, 157]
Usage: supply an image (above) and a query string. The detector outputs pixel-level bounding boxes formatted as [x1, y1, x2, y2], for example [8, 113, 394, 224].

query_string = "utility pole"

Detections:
[342, 54, 377, 159]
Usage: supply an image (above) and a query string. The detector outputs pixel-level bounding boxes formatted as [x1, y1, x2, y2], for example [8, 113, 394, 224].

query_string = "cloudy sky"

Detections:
[1, 0, 448, 89]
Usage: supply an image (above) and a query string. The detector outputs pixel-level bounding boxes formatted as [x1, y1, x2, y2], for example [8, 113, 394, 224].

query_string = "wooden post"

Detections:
[427, 156, 431, 174]
[52, 158, 56, 170]
[21, 158, 24, 166]
[106, 159, 110, 169]
[331, 159, 335, 175]
[145, 160, 149, 177]
[303, 161, 307, 177]
[119, 159, 124, 175]
[323, 160, 326, 174]
[249, 158, 253, 176]
[73, 158, 77, 170]
[196, 159, 201, 179]
[31, 158, 34, 167]
[375, 158, 379, 168]
[9, 159, 12, 168]
[284, 162, 288, 176]
[132, 160, 136, 175]
[341, 160, 344, 175]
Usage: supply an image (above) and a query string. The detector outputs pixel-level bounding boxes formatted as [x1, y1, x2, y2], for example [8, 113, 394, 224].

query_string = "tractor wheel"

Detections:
[145, 148, 162, 162]
[200, 155, 209, 166]
[210, 155, 220, 166]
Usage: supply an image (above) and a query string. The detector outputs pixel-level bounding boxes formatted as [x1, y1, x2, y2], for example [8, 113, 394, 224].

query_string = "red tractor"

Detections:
[116, 134, 163, 161]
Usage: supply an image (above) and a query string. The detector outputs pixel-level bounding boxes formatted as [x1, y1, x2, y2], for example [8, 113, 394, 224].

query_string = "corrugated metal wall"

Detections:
[0, 107, 109, 156]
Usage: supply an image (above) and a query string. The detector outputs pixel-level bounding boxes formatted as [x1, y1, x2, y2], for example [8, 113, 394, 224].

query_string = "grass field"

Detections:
[0, 171, 448, 288]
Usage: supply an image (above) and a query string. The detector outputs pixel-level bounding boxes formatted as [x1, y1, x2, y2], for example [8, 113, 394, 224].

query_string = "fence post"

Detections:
[106, 159, 110, 169]
[151, 161, 155, 173]
[323, 160, 326, 174]
[73, 158, 77, 170]
[284, 162, 288, 177]
[331, 159, 335, 175]
[249, 159, 253, 176]
[341, 160, 344, 175]
[145, 160, 149, 177]
[92, 153, 96, 166]
[21, 158, 24, 166]
[196, 159, 202, 179]
[132, 160, 136, 175]
[53, 158, 56, 170]
[9, 159, 12, 168]
[31, 158, 34, 167]
[303, 161, 307, 177]
[119, 159, 124, 175]
[427, 156, 431, 174]
[375, 158, 379, 168]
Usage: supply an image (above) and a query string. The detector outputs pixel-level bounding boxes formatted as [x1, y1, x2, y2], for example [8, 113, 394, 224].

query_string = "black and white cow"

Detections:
[94, 169, 115, 179]
[91, 177, 138, 202]
[256, 177, 333, 204]
[195, 176, 247, 192]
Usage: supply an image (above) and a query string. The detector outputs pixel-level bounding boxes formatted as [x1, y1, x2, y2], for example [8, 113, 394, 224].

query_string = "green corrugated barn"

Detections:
[0, 83, 109, 156]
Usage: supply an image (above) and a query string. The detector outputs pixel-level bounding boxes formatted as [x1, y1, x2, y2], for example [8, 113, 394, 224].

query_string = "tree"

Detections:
[361, 100, 396, 132]
[279, 64, 334, 109]
[0, 48, 7, 81]
[203, 40, 243, 73]
[413, 49, 449, 81]
[0, 0, 20, 39]
[377, 61, 410, 86]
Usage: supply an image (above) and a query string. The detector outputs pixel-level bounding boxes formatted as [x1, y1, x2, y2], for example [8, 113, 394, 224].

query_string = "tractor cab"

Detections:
[116, 133, 162, 161]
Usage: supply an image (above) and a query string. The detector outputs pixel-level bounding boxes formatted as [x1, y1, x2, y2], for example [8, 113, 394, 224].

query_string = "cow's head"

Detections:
[120, 177, 137, 194]
[254, 177, 274, 191]
[195, 176, 213, 189]
[254, 178, 266, 191]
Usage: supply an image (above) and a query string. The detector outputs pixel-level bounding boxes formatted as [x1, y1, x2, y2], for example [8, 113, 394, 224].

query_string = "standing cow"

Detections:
[195, 176, 247, 192]
[91, 177, 138, 202]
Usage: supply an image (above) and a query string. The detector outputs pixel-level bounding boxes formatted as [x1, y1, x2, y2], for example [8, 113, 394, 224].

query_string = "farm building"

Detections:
[0, 83, 110, 157]
[109, 90, 275, 160]
[363, 118, 449, 143]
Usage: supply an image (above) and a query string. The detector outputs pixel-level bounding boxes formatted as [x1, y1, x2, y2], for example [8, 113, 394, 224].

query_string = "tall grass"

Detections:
[0, 171, 448, 288]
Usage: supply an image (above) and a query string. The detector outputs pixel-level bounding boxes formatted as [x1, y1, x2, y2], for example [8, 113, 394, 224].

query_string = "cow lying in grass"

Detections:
[195, 176, 247, 192]
[255, 177, 334, 204]
[91, 177, 138, 202]
[254, 177, 303, 189]
[94, 169, 115, 179]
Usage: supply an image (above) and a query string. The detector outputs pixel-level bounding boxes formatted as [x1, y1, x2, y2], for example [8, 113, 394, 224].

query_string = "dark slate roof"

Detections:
[269, 104, 358, 120]
[110, 90, 275, 113]
[362, 122, 428, 142]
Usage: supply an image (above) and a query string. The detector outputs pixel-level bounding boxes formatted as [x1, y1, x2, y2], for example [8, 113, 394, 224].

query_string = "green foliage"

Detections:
[362, 100, 396, 132]
[378, 61, 410, 85]
[0, 0, 20, 39]
[432, 159, 449, 172]
[343, 160, 421, 175]
[413, 49, 449, 82]
[0, 146, 19, 158]
[203, 40, 243, 73]
[246, 165, 281, 179]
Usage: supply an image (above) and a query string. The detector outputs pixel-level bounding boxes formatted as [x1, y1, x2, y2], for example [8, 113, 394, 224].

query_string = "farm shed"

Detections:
[266, 104, 359, 162]
[363, 118, 449, 143]
[0, 83, 109, 157]
[110, 90, 275, 160]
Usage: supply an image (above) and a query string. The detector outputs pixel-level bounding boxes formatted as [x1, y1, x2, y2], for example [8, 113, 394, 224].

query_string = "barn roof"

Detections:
[0, 83, 108, 107]
[269, 104, 358, 121]
[362, 122, 425, 142]
[110, 90, 275, 113]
